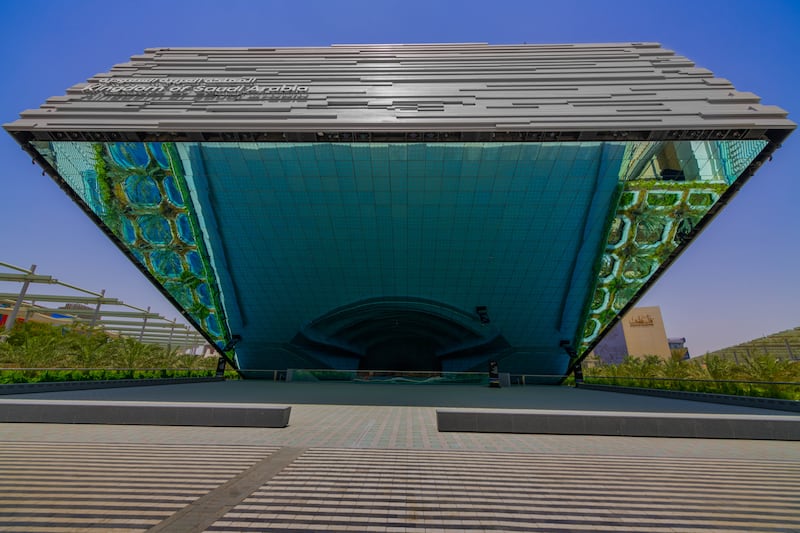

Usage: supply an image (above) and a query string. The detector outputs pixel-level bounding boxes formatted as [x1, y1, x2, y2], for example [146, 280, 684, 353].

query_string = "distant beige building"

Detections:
[590, 306, 672, 364]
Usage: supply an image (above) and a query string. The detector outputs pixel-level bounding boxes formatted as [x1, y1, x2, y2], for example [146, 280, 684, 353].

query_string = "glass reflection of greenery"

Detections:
[578, 139, 767, 354]
[91, 142, 226, 342]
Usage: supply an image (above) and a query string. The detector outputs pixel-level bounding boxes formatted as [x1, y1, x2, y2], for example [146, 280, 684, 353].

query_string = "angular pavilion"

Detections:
[5, 43, 794, 380]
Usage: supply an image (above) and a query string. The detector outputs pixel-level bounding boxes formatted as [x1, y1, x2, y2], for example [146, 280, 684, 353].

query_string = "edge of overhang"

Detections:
[139, 42, 666, 52]
[149, 42, 663, 47]
[4, 125, 796, 147]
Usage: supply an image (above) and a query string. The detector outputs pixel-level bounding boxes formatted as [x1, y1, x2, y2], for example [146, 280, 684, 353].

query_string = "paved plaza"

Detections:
[0, 381, 798, 532]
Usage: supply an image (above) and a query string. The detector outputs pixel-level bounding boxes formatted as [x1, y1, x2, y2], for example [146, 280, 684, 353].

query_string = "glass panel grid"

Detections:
[33, 138, 767, 373]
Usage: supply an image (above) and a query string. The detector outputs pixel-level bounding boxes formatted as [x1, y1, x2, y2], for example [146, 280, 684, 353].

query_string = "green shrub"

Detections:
[646, 192, 679, 207]
[619, 192, 635, 208]
[584, 353, 800, 400]
[687, 193, 714, 207]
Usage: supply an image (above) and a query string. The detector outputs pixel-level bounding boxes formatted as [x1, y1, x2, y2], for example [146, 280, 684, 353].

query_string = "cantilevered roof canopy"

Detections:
[5, 43, 794, 379]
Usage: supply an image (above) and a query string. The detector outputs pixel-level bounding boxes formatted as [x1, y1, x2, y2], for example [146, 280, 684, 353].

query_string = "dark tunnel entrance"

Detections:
[358, 337, 441, 371]
[293, 297, 506, 372]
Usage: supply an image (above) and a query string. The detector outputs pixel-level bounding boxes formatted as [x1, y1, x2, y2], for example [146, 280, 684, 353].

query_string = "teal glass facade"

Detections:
[31, 139, 766, 377]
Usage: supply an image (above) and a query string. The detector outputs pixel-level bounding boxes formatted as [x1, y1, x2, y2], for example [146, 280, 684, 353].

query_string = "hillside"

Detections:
[700, 327, 800, 362]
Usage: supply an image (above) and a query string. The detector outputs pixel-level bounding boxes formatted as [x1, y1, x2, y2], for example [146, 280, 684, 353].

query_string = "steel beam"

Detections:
[0, 293, 121, 305]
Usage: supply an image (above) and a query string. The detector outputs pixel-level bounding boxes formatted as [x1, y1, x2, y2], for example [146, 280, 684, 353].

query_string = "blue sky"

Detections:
[1, 0, 798, 356]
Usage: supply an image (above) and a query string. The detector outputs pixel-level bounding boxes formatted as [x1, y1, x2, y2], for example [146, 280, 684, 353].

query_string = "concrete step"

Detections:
[0, 399, 290, 427]
[437, 408, 800, 440]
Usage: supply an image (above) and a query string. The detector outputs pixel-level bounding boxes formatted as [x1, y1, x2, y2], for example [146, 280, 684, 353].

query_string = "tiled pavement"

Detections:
[0, 441, 278, 532]
[0, 382, 799, 532]
[207, 448, 800, 532]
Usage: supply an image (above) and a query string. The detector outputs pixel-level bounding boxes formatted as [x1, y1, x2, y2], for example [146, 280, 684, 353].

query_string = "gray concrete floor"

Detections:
[6, 379, 795, 415]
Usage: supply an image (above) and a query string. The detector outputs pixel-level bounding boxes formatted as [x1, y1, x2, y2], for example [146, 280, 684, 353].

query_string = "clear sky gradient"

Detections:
[1, 0, 797, 356]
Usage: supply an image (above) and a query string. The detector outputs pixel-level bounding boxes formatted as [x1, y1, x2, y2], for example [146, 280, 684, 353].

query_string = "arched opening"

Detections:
[292, 297, 506, 372]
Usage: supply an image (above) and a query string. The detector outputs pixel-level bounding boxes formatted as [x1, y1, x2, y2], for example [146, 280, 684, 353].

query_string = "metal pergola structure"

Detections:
[0, 262, 212, 353]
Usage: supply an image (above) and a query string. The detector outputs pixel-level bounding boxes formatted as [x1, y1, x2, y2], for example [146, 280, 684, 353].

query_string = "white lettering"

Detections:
[80, 77, 310, 101]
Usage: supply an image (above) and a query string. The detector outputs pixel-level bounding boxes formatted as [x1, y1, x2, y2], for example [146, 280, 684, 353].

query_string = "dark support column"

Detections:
[215, 357, 226, 377]
[560, 341, 580, 384]
[574, 363, 584, 384]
